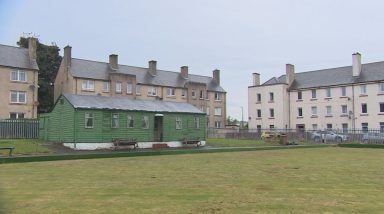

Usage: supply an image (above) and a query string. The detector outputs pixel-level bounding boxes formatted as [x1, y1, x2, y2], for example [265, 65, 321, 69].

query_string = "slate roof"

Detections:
[261, 61, 384, 89]
[63, 93, 204, 114]
[0, 44, 39, 70]
[69, 58, 225, 92]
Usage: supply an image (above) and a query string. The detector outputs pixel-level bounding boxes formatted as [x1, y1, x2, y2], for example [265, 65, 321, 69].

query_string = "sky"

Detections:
[1, 0, 384, 120]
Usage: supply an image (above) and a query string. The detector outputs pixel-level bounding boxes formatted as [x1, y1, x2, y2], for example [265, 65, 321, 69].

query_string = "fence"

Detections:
[207, 128, 384, 144]
[0, 119, 39, 139]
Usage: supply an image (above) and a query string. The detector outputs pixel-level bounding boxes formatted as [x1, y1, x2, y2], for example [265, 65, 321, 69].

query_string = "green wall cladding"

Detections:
[40, 96, 206, 143]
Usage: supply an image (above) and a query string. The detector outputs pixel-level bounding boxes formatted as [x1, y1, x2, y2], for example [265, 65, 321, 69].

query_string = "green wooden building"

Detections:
[39, 94, 206, 148]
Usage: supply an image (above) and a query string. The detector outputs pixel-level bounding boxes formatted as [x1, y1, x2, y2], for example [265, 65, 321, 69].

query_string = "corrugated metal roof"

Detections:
[261, 61, 384, 89]
[63, 94, 204, 114]
[69, 58, 225, 92]
[0, 44, 39, 70]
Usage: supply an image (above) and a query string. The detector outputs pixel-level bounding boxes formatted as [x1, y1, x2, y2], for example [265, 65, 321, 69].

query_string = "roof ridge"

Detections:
[72, 57, 213, 79]
[294, 60, 384, 75]
[0, 43, 28, 50]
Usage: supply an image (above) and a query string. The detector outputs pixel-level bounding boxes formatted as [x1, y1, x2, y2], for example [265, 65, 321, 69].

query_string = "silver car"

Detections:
[311, 130, 348, 143]
[362, 133, 384, 144]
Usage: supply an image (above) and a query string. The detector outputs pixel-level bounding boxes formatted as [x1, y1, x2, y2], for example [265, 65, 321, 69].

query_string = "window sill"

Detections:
[82, 89, 95, 92]
[340, 114, 349, 117]
[297, 116, 303, 119]
[311, 115, 318, 118]
[102, 91, 109, 93]
[310, 98, 317, 101]
[10, 102, 27, 105]
[115, 92, 122, 94]
[199, 98, 204, 100]
[166, 96, 176, 99]
[256, 101, 261, 104]
[136, 93, 141, 96]
[215, 100, 222, 102]
[268, 101, 274, 103]
[360, 113, 369, 116]
[10, 81, 28, 84]
[256, 117, 262, 120]
[268, 117, 275, 119]
[378, 113, 384, 115]
[324, 97, 332, 100]
[359, 94, 368, 97]
[378, 93, 384, 96]
[340, 96, 348, 99]
[127, 92, 133, 95]
[325, 115, 333, 117]
[296, 99, 303, 102]
[147, 94, 157, 97]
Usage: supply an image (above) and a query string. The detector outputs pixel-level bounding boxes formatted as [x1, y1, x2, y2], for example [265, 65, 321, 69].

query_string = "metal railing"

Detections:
[0, 119, 39, 139]
[207, 128, 384, 144]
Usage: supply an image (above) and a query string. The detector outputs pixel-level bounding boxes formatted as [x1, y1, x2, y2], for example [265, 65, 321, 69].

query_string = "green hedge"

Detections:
[0, 145, 328, 164]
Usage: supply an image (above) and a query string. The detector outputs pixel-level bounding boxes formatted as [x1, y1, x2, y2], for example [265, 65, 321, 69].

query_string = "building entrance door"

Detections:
[154, 115, 163, 142]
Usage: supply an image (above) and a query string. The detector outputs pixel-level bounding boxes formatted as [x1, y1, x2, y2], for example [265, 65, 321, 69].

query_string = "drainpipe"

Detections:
[352, 84, 356, 131]
[74, 108, 77, 148]
[288, 88, 291, 130]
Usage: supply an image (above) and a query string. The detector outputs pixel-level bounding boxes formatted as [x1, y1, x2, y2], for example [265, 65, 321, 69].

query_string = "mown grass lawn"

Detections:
[0, 139, 50, 156]
[1, 147, 383, 213]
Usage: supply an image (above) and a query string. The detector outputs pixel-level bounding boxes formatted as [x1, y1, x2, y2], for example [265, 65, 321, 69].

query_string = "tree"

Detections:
[226, 116, 239, 126]
[17, 37, 62, 113]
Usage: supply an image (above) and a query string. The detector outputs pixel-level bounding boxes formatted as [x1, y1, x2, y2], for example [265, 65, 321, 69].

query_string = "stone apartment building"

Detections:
[54, 46, 226, 128]
[248, 53, 384, 131]
[0, 38, 39, 119]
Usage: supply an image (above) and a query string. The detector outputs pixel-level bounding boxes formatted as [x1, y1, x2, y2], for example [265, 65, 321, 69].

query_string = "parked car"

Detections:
[362, 133, 384, 144]
[311, 130, 348, 143]
[261, 131, 281, 140]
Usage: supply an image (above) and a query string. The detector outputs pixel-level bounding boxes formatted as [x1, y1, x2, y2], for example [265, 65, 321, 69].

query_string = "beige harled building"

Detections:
[54, 46, 226, 128]
[0, 38, 39, 119]
[248, 53, 384, 131]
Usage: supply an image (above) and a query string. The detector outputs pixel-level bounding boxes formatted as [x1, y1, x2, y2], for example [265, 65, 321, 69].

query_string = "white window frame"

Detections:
[297, 107, 303, 117]
[311, 106, 317, 116]
[326, 106, 332, 116]
[215, 92, 221, 101]
[136, 84, 141, 95]
[127, 114, 134, 128]
[215, 121, 221, 128]
[214, 107, 222, 116]
[102, 82, 110, 93]
[115, 82, 122, 93]
[257, 109, 261, 118]
[326, 88, 332, 98]
[297, 91, 302, 100]
[341, 86, 347, 97]
[82, 80, 95, 91]
[147, 86, 157, 96]
[269, 92, 274, 102]
[206, 107, 210, 116]
[257, 93, 261, 102]
[142, 115, 149, 129]
[194, 117, 200, 129]
[269, 108, 275, 118]
[127, 82, 133, 94]
[191, 89, 196, 98]
[10, 70, 27, 82]
[85, 113, 94, 128]
[111, 113, 119, 128]
[361, 103, 368, 114]
[175, 116, 182, 130]
[341, 105, 348, 115]
[199, 90, 204, 99]
[167, 88, 176, 97]
[9, 112, 25, 119]
[10, 91, 26, 104]
[360, 85, 367, 95]
[312, 124, 318, 130]
[379, 83, 384, 93]
[311, 89, 317, 99]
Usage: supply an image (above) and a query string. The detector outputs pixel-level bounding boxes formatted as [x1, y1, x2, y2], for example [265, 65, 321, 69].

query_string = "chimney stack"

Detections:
[213, 69, 220, 85]
[28, 37, 37, 60]
[180, 66, 188, 79]
[253, 73, 260, 86]
[352, 52, 362, 77]
[286, 64, 295, 87]
[109, 54, 118, 71]
[148, 60, 157, 76]
[64, 45, 72, 67]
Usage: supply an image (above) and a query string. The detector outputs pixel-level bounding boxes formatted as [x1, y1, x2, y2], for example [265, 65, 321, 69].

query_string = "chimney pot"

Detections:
[180, 66, 188, 79]
[148, 60, 157, 76]
[352, 52, 362, 77]
[253, 73, 260, 86]
[109, 54, 118, 71]
[64, 45, 72, 67]
[213, 69, 220, 85]
[28, 37, 37, 60]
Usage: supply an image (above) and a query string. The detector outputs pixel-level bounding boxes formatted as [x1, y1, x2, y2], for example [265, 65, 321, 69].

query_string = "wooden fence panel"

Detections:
[0, 119, 39, 139]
